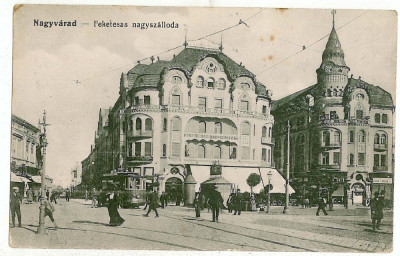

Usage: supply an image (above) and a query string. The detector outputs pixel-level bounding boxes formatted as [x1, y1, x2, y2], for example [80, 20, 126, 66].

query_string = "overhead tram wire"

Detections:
[257, 10, 369, 75]
[79, 8, 264, 85]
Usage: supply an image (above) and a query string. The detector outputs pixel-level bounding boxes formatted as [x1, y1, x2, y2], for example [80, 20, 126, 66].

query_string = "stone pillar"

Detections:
[184, 174, 197, 206]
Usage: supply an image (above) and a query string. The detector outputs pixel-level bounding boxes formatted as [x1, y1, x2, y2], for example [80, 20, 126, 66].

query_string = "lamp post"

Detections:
[37, 110, 50, 235]
[283, 120, 290, 214]
[267, 170, 272, 213]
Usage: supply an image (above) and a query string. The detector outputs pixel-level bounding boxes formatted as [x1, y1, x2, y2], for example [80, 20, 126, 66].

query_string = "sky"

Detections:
[11, 5, 397, 187]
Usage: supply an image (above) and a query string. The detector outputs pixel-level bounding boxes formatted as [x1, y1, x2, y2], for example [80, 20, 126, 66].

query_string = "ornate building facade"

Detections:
[272, 21, 395, 206]
[82, 46, 282, 202]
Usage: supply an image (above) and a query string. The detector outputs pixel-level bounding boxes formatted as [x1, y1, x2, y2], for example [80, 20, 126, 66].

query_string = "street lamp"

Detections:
[267, 170, 272, 213]
[283, 120, 290, 214]
[37, 110, 50, 235]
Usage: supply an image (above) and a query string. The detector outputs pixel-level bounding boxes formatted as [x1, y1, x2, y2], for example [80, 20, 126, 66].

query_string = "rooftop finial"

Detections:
[219, 34, 223, 51]
[331, 9, 336, 28]
[183, 25, 188, 48]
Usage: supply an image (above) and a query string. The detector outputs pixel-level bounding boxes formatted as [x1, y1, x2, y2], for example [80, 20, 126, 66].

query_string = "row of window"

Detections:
[129, 118, 153, 131]
[127, 142, 152, 157]
[196, 76, 226, 90]
[374, 113, 388, 124]
[321, 152, 388, 167]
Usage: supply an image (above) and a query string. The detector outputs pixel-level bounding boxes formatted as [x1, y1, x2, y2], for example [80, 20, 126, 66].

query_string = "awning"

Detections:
[332, 185, 345, 197]
[19, 176, 31, 183]
[30, 176, 42, 183]
[222, 167, 295, 194]
[190, 166, 211, 192]
[10, 173, 22, 182]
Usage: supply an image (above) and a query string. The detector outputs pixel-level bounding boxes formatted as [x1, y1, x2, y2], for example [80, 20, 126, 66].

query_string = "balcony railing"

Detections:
[130, 130, 153, 137]
[126, 156, 153, 162]
[261, 137, 275, 145]
[317, 164, 341, 170]
[374, 144, 387, 151]
[373, 166, 388, 172]
[320, 118, 369, 126]
[130, 105, 274, 121]
[321, 142, 341, 148]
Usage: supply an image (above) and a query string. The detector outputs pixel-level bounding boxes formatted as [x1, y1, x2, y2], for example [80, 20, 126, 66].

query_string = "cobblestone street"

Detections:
[9, 199, 393, 252]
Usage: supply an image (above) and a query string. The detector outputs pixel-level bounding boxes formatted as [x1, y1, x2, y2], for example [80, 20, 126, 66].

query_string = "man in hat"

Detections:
[370, 191, 384, 230]
[209, 186, 223, 222]
[65, 188, 70, 202]
[316, 196, 328, 216]
[233, 189, 242, 215]
[143, 189, 159, 218]
[10, 187, 22, 228]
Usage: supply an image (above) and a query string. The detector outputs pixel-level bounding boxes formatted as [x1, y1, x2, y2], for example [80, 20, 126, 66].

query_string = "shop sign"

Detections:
[373, 178, 392, 184]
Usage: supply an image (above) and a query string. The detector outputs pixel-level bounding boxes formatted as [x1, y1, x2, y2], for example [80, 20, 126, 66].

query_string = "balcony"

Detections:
[320, 118, 369, 126]
[130, 105, 274, 121]
[321, 142, 341, 148]
[317, 164, 341, 170]
[129, 130, 153, 138]
[261, 137, 275, 145]
[374, 144, 387, 151]
[373, 166, 388, 172]
[126, 156, 153, 163]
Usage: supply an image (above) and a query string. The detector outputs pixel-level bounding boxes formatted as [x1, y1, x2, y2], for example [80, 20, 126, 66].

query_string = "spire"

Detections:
[331, 9, 336, 28]
[219, 34, 223, 51]
[183, 26, 188, 48]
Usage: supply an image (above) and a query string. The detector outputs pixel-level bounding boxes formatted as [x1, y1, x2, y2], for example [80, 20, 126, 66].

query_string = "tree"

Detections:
[246, 173, 261, 195]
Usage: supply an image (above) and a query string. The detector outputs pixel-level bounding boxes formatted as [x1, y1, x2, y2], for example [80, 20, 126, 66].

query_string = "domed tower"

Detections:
[316, 10, 350, 98]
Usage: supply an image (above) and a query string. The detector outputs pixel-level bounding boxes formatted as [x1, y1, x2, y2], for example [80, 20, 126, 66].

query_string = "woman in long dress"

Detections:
[107, 190, 125, 226]
[193, 192, 201, 218]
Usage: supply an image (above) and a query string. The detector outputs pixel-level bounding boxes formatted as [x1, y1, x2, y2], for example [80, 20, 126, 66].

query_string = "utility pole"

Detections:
[283, 120, 290, 214]
[37, 110, 50, 235]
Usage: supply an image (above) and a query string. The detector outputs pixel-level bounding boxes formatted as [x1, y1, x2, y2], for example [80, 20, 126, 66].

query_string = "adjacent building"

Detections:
[271, 20, 395, 206]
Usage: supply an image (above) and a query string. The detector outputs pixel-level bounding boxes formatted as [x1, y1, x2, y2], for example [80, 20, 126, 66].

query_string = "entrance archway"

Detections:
[165, 177, 183, 206]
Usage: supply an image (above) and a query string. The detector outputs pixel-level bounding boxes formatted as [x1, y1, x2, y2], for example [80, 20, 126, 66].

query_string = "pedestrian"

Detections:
[107, 190, 125, 226]
[370, 191, 384, 231]
[10, 187, 22, 228]
[227, 193, 233, 213]
[143, 191, 149, 211]
[233, 189, 242, 215]
[43, 197, 58, 230]
[50, 191, 58, 204]
[160, 192, 166, 208]
[316, 196, 328, 216]
[250, 195, 256, 211]
[26, 188, 33, 204]
[34, 189, 39, 202]
[46, 189, 50, 200]
[193, 192, 201, 218]
[200, 194, 205, 210]
[91, 188, 98, 208]
[209, 186, 223, 222]
[304, 198, 310, 208]
[143, 190, 159, 218]
[65, 188, 70, 202]
[84, 189, 89, 202]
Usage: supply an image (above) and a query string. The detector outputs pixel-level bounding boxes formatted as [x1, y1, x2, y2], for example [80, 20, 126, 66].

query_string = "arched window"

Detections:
[214, 146, 221, 159]
[172, 75, 182, 84]
[358, 130, 365, 143]
[356, 93, 365, 100]
[207, 77, 215, 89]
[334, 131, 340, 143]
[135, 118, 142, 131]
[262, 127, 267, 137]
[380, 134, 387, 145]
[145, 118, 152, 131]
[172, 117, 181, 131]
[333, 89, 338, 97]
[241, 82, 250, 90]
[374, 133, 380, 144]
[199, 121, 206, 133]
[196, 76, 204, 88]
[162, 144, 166, 157]
[218, 78, 226, 90]
[214, 122, 222, 134]
[268, 127, 272, 137]
[198, 145, 206, 158]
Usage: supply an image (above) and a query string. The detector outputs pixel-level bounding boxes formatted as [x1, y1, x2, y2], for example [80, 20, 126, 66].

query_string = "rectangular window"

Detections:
[172, 143, 180, 157]
[163, 118, 167, 131]
[381, 155, 387, 166]
[348, 130, 354, 143]
[333, 152, 340, 164]
[374, 113, 381, 123]
[133, 167, 141, 174]
[128, 142, 133, 157]
[356, 110, 364, 120]
[262, 148, 267, 161]
[240, 100, 249, 111]
[382, 114, 388, 124]
[214, 99, 223, 109]
[135, 142, 141, 156]
[374, 154, 379, 167]
[144, 96, 150, 105]
[172, 95, 180, 105]
[358, 153, 365, 165]
[267, 149, 271, 162]
[135, 96, 140, 105]
[144, 142, 152, 156]
[330, 111, 338, 119]
[198, 97, 207, 109]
